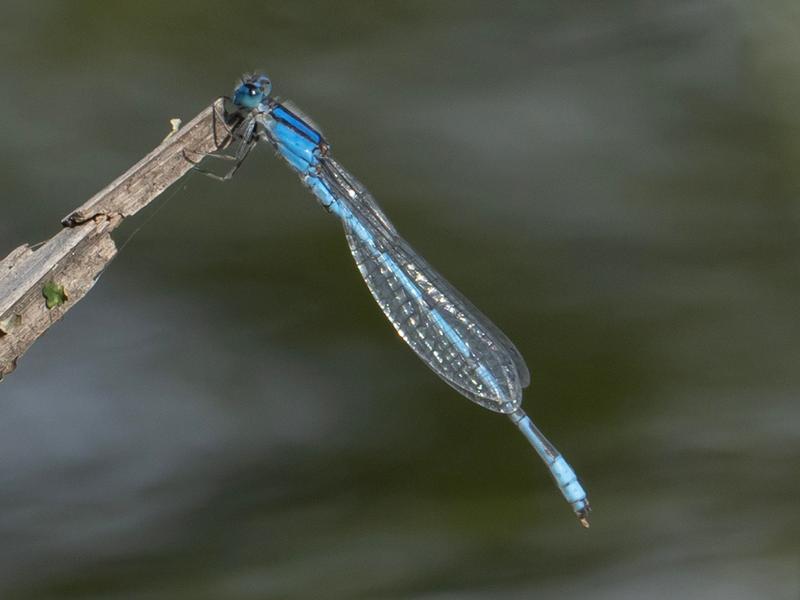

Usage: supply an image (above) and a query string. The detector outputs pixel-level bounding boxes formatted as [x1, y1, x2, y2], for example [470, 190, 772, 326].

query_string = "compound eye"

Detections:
[255, 75, 272, 94]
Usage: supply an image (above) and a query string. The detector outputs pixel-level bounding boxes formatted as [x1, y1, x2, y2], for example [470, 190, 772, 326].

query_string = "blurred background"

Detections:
[1, 1, 798, 598]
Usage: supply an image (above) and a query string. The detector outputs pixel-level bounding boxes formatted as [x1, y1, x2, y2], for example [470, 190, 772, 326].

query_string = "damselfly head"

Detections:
[233, 73, 272, 109]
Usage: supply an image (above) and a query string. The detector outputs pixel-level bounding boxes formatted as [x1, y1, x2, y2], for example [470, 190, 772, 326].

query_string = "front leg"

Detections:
[192, 113, 260, 181]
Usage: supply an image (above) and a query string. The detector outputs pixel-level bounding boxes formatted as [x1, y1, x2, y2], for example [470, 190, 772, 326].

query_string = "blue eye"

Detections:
[232, 73, 273, 108]
[233, 84, 263, 108]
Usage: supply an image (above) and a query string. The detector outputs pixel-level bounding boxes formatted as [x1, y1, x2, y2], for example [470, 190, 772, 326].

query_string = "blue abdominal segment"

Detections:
[510, 410, 590, 526]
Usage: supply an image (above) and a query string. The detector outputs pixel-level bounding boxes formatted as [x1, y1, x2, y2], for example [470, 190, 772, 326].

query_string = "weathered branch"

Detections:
[0, 99, 232, 380]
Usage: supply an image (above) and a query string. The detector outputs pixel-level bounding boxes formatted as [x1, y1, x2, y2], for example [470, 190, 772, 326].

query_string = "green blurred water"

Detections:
[1, 2, 798, 599]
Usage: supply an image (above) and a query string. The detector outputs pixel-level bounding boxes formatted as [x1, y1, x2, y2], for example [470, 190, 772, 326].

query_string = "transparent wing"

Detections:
[320, 158, 530, 413]
[318, 155, 398, 237]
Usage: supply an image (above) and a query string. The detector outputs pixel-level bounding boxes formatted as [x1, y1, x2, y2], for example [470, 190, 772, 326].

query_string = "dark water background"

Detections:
[1, 2, 798, 598]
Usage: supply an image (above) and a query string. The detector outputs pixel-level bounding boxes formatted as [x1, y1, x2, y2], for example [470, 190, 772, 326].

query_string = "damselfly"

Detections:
[209, 73, 590, 526]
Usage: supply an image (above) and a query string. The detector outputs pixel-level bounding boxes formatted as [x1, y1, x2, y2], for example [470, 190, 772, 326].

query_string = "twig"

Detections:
[0, 99, 232, 380]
